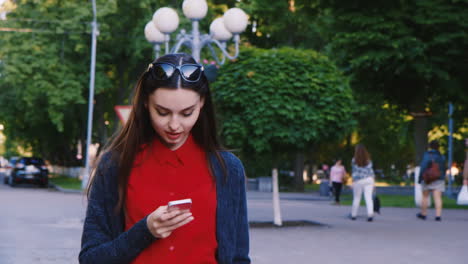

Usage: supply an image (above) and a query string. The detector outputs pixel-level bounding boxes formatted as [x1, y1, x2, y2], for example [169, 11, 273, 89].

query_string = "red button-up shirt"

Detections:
[125, 135, 218, 263]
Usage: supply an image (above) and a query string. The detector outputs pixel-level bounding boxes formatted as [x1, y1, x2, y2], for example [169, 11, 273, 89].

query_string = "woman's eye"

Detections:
[157, 110, 169, 116]
[182, 111, 193, 117]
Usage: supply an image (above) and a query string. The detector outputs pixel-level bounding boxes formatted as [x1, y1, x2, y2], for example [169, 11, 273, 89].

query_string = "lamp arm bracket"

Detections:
[208, 35, 240, 61]
[171, 35, 192, 54]
[207, 43, 226, 65]
[199, 34, 213, 47]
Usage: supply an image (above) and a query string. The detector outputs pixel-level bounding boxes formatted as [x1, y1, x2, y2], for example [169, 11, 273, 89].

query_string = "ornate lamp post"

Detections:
[144, 20, 165, 59]
[144, 0, 248, 63]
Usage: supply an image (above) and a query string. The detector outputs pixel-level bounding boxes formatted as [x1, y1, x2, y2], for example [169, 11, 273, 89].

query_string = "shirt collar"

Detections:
[153, 134, 198, 167]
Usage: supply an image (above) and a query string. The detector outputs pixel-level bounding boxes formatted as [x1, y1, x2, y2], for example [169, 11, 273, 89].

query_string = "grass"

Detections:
[49, 174, 82, 190]
[304, 183, 320, 192]
[339, 194, 468, 209]
[46, 178, 467, 209]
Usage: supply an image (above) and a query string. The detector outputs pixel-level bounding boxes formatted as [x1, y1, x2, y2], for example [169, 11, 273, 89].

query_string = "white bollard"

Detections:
[272, 168, 282, 226]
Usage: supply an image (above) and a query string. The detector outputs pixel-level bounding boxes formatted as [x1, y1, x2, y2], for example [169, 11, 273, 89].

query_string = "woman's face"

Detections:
[147, 88, 204, 150]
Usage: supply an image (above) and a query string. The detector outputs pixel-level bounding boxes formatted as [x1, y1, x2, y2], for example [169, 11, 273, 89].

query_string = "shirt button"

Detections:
[169, 246, 175, 251]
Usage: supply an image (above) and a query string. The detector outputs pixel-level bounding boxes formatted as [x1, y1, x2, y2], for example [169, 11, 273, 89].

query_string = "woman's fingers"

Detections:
[156, 215, 194, 235]
[157, 211, 193, 228]
[156, 205, 168, 213]
[159, 209, 183, 221]
[147, 206, 194, 239]
[165, 214, 194, 232]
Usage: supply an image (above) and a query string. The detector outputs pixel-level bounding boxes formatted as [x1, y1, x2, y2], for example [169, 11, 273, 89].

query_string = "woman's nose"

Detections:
[168, 116, 179, 131]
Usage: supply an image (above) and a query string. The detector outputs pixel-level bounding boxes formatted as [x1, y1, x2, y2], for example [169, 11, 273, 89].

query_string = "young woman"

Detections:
[79, 53, 250, 264]
[350, 144, 375, 222]
[417, 140, 446, 221]
[329, 158, 346, 205]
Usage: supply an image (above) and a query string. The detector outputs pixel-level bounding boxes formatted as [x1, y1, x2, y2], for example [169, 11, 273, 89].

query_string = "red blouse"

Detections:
[125, 135, 218, 264]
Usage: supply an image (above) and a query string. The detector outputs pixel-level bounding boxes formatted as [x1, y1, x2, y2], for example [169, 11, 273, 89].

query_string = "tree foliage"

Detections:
[2, 0, 466, 173]
[318, 0, 468, 162]
[239, 0, 325, 49]
[212, 47, 356, 177]
[322, 0, 468, 105]
[0, 0, 101, 164]
[0, 0, 240, 165]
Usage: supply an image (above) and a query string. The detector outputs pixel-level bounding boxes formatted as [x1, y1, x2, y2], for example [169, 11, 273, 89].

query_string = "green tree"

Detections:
[212, 47, 356, 191]
[239, 0, 325, 50]
[0, 0, 240, 165]
[319, 0, 468, 163]
[0, 0, 101, 164]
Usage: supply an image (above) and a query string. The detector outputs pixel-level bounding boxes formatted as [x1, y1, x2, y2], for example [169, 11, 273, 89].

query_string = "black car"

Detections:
[9, 157, 49, 187]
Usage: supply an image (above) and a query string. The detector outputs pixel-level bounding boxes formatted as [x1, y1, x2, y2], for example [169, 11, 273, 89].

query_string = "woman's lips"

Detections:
[166, 132, 182, 140]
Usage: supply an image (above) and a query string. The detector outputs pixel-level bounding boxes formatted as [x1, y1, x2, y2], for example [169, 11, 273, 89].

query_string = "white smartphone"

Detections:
[167, 198, 192, 212]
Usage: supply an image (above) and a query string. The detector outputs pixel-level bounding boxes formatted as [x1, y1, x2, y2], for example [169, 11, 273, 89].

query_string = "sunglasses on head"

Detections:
[148, 62, 204, 82]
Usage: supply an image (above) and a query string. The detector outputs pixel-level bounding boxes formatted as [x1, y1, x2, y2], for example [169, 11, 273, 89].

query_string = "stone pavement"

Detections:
[248, 191, 468, 264]
[1, 174, 467, 264]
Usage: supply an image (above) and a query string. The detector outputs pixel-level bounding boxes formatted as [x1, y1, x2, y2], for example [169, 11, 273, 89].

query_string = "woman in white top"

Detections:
[350, 144, 375, 222]
[330, 158, 346, 204]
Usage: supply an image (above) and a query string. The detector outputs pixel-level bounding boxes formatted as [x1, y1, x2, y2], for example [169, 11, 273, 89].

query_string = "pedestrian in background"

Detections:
[417, 140, 446, 221]
[79, 53, 250, 264]
[330, 158, 346, 205]
[456, 138, 468, 205]
[350, 144, 375, 222]
[463, 138, 468, 186]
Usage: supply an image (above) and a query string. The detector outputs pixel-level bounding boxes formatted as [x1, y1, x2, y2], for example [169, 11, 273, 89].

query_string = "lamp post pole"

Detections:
[82, 0, 99, 190]
[447, 102, 454, 198]
[191, 20, 201, 62]
[144, 21, 165, 60]
[153, 45, 160, 60]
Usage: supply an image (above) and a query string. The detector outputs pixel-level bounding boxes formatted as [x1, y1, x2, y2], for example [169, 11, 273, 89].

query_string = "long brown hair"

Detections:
[354, 144, 371, 167]
[87, 53, 226, 213]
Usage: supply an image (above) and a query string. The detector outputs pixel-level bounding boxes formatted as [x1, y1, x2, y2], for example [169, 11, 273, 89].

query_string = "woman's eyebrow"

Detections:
[181, 105, 196, 111]
[155, 104, 196, 111]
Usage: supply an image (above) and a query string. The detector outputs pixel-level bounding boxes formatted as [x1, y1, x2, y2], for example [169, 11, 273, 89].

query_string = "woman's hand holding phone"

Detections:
[146, 205, 194, 239]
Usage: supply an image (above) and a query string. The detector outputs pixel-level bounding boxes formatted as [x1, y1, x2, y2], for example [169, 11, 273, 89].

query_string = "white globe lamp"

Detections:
[152, 7, 180, 34]
[223, 8, 248, 34]
[210, 17, 232, 41]
[182, 0, 208, 20]
[144, 21, 165, 43]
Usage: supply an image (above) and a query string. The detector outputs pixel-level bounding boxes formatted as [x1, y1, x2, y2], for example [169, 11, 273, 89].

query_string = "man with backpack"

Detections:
[417, 140, 446, 221]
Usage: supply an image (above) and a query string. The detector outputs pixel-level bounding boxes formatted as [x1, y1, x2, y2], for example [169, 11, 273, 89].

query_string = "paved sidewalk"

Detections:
[3, 176, 466, 264]
[247, 191, 468, 264]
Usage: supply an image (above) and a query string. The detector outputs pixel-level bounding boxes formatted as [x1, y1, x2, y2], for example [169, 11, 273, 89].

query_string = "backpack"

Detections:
[422, 154, 441, 184]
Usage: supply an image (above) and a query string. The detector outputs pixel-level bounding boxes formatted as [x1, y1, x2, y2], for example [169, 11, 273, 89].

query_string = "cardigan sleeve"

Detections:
[79, 154, 156, 264]
[232, 158, 251, 264]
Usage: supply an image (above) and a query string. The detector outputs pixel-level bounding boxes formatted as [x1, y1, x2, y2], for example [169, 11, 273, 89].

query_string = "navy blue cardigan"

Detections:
[79, 151, 250, 264]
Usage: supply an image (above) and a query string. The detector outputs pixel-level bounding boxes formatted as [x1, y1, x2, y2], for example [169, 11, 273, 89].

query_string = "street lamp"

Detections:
[82, 0, 99, 190]
[144, 21, 165, 59]
[144, 0, 248, 63]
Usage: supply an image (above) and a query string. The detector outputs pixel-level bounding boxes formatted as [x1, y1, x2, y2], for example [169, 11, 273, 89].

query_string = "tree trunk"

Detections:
[413, 117, 428, 164]
[412, 98, 428, 165]
[293, 152, 305, 191]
